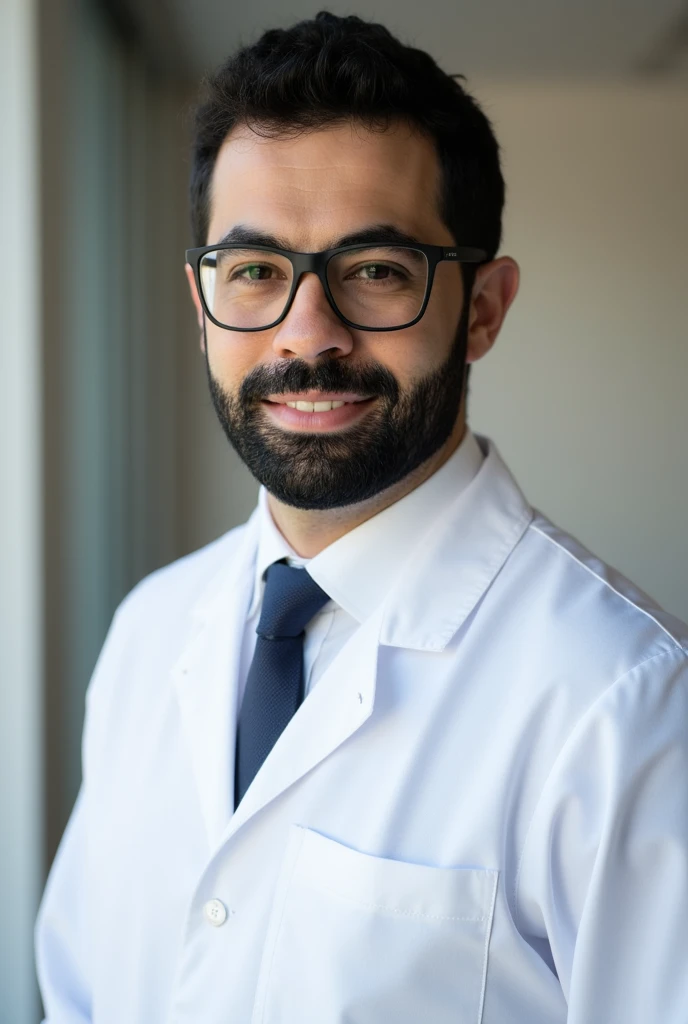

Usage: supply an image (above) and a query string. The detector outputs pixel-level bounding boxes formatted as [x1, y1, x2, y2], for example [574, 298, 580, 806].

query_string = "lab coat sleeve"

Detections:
[35, 600, 132, 1023]
[515, 645, 688, 1023]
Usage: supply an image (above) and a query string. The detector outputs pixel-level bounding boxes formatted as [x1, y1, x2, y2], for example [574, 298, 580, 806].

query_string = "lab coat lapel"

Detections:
[171, 510, 260, 851]
[381, 438, 534, 650]
[224, 601, 382, 841]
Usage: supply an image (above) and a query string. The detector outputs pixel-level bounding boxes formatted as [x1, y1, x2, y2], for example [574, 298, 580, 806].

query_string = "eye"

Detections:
[231, 264, 278, 282]
[349, 263, 406, 281]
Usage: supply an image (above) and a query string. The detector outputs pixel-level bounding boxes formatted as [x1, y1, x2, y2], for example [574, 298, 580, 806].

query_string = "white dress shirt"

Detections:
[238, 428, 484, 714]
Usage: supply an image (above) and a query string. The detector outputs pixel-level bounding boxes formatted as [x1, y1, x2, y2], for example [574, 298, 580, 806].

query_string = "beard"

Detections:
[204, 302, 469, 511]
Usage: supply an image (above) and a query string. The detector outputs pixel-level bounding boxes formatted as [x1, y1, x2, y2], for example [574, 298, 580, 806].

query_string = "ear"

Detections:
[465, 257, 520, 364]
[184, 262, 206, 353]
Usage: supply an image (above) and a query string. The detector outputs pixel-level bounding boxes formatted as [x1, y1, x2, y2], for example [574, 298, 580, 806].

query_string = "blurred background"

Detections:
[1, 0, 687, 1018]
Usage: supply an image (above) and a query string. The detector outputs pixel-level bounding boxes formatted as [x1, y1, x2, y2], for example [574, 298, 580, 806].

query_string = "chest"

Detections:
[86, 634, 571, 1023]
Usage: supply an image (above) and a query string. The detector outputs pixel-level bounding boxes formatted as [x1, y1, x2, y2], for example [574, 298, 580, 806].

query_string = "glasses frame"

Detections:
[185, 241, 488, 333]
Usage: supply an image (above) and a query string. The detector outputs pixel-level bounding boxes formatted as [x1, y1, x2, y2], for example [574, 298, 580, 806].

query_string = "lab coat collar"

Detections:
[306, 429, 486, 624]
[249, 431, 533, 651]
[378, 435, 534, 650]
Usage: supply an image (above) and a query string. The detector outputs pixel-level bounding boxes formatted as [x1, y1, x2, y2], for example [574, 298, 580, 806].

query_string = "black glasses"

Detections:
[185, 242, 487, 332]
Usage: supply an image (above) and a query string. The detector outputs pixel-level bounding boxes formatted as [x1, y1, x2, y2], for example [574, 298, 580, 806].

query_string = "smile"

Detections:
[261, 395, 377, 432]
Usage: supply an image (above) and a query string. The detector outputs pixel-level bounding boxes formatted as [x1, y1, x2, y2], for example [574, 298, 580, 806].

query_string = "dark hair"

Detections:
[188, 11, 505, 274]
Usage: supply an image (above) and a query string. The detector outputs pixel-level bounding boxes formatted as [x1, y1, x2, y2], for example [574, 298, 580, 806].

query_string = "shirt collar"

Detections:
[247, 490, 309, 620]
[248, 429, 485, 623]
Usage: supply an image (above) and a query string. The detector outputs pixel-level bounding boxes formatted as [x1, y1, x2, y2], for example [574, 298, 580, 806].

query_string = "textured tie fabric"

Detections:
[234, 559, 331, 807]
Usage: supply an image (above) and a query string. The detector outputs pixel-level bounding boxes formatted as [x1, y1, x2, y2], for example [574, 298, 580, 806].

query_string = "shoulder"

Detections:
[120, 520, 250, 622]
[95, 519, 254, 676]
[80, 519, 255, 756]
[513, 509, 688, 671]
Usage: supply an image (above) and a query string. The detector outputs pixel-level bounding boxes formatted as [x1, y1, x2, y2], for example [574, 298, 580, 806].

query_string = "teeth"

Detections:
[285, 400, 347, 412]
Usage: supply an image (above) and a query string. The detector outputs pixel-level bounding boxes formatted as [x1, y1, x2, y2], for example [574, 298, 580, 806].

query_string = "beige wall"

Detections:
[179, 81, 688, 623]
[469, 80, 688, 622]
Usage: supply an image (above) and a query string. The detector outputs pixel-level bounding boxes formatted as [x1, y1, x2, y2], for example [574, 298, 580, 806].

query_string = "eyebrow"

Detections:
[213, 223, 427, 251]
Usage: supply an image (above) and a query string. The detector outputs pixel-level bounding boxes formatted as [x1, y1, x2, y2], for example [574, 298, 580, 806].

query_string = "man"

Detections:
[36, 11, 688, 1024]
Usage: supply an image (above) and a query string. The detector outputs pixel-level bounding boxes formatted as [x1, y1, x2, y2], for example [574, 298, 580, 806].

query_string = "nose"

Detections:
[271, 272, 354, 361]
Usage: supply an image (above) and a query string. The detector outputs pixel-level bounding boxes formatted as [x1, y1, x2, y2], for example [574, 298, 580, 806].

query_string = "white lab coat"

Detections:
[36, 436, 688, 1023]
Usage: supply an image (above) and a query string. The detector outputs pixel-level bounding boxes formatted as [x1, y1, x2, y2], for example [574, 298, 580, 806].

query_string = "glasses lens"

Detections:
[199, 248, 294, 329]
[327, 246, 429, 328]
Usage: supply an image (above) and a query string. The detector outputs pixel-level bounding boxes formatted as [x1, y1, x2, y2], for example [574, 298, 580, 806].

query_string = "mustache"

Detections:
[239, 357, 400, 406]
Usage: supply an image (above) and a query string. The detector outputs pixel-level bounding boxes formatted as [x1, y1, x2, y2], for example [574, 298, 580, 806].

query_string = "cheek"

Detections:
[205, 326, 270, 389]
[356, 332, 447, 393]
[365, 263, 463, 384]
[390, 263, 464, 377]
[427, 262, 464, 328]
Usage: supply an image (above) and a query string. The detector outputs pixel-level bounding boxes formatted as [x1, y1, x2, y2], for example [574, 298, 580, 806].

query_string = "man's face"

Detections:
[186, 121, 470, 510]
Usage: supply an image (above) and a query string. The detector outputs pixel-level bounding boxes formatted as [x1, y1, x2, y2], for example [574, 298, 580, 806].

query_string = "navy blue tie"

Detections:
[234, 559, 330, 807]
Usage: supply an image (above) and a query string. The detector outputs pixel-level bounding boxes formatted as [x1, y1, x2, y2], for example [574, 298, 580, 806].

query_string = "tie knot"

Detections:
[257, 560, 330, 639]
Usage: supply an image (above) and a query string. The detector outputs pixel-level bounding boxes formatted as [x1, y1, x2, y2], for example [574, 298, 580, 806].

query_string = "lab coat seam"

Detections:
[306, 881, 488, 921]
[610, 646, 688, 683]
[511, 646, 687, 937]
[528, 522, 685, 654]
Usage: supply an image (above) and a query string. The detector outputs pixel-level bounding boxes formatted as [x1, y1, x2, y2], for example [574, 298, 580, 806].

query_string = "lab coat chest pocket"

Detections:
[252, 825, 498, 1024]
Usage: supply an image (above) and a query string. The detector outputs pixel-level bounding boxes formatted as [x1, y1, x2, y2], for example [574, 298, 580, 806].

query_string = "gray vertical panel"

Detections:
[0, 0, 42, 1020]
[52, 0, 126, 827]
[41, 0, 80, 891]
[123, 53, 150, 584]
[41, 0, 199, 871]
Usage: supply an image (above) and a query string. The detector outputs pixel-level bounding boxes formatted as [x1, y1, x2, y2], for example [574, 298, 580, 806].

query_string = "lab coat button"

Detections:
[204, 898, 228, 926]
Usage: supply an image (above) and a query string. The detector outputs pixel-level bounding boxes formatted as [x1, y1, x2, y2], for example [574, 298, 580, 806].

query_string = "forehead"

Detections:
[207, 120, 448, 249]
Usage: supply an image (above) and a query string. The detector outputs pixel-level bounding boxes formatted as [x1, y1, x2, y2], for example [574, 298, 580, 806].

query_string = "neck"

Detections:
[267, 416, 467, 558]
